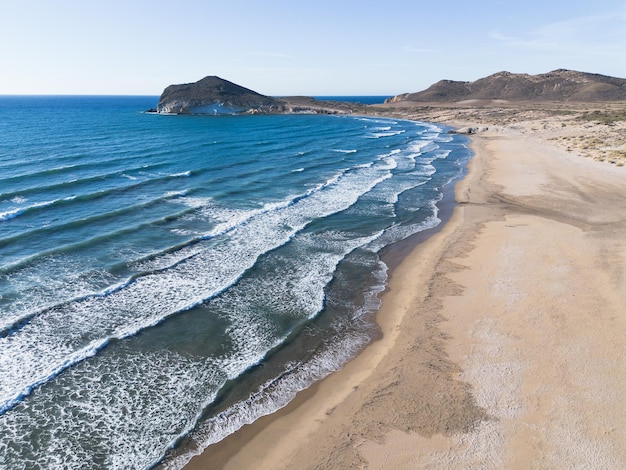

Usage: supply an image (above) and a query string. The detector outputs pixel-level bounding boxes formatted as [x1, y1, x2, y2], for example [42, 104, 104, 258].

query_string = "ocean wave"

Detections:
[0, 163, 88, 186]
[415, 122, 444, 134]
[0, 348, 226, 469]
[365, 129, 406, 139]
[0, 206, 392, 470]
[0, 338, 107, 416]
[0, 197, 76, 222]
[161, 313, 377, 470]
[367, 212, 442, 253]
[0, 193, 195, 259]
[0, 202, 203, 282]
[355, 117, 398, 125]
[152, 231, 385, 469]
[408, 139, 437, 154]
[165, 190, 188, 198]
[170, 171, 192, 178]
[0, 163, 167, 203]
[0, 158, 395, 416]
[0, 108, 473, 468]
[0, 207, 24, 222]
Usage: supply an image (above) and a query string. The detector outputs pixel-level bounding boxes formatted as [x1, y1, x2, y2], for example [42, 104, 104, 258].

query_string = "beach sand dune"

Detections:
[185, 111, 626, 469]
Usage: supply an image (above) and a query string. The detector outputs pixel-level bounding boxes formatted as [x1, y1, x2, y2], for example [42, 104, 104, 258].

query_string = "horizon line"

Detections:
[0, 93, 394, 98]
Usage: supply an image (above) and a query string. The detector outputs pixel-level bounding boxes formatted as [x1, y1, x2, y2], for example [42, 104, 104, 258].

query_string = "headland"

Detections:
[151, 76, 366, 115]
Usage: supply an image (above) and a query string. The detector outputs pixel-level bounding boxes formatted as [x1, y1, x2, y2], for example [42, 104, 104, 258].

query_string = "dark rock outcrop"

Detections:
[448, 126, 489, 135]
[385, 69, 626, 103]
[156, 76, 286, 114]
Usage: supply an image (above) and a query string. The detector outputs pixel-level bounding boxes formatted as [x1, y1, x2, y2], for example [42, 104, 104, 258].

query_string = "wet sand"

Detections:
[185, 107, 626, 469]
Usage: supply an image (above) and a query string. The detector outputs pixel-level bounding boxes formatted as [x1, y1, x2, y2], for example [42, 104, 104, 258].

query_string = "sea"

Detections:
[0, 95, 470, 469]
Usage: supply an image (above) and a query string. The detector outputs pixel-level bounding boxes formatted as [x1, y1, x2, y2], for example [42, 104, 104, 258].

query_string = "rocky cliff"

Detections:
[386, 69, 626, 103]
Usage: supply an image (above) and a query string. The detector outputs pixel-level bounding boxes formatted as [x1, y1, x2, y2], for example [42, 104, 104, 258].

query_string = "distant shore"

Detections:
[183, 102, 626, 469]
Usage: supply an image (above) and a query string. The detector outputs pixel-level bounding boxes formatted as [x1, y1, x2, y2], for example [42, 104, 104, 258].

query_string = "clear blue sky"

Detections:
[2, 0, 625, 96]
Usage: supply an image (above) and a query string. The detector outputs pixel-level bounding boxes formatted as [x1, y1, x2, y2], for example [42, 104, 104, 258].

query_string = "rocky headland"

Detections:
[152, 76, 363, 115]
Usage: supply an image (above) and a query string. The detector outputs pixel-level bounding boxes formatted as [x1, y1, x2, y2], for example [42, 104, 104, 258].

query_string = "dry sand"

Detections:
[185, 105, 626, 469]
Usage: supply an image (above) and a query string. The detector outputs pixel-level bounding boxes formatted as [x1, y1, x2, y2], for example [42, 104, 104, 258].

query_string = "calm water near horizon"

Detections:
[0, 95, 470, 469]
[312, 96, 391, 104]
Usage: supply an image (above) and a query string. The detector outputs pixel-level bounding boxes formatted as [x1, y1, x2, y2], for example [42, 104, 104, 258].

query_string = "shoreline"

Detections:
[179, 128, 468, 470]
[183, 108, 626, 469]
[180, 117, 474, 469]
[177, 118, 468, 470]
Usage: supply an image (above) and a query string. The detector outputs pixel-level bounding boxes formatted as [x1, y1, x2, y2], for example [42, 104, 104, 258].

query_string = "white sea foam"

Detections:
[366, 213, 442, 253]
[0, 110, 471, 468]
[0, 259, 167, 340]
[408, 139, 436, 154]
[161, 317, 375, 470]
[0, 197, 76, 222]
[380, 156, 398, 170]
[165, 190, 188, 198]
[352, 258, 388, 319]
[0, 207, 24, 221]
[0, 349, 226, 469]
[175, 195, 213, 210]
[0, 216, 385, 470]
[355, 117, 398, 125]
[366, 129, 406, 139]
[20, 199, 59, 213]
[0, 157, 394, 416]
[170, 171, 192, 177]
[170, 228, 194, 236]
[416, 122, 444, 134]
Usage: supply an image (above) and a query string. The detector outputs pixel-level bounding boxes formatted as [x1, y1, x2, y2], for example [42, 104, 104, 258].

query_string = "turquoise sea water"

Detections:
[0, 96, 470, 469]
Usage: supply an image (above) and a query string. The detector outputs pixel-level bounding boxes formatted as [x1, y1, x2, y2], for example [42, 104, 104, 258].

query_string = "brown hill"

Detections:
[386, 69, 626, 103]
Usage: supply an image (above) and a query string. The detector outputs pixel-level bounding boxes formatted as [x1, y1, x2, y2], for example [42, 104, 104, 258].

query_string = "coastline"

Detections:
[183, 109, 626, 469]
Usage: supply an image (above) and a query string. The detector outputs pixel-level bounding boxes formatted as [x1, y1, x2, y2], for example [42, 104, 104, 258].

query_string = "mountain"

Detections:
[385, 69, 626, 103]
[155, 76, 285, 114]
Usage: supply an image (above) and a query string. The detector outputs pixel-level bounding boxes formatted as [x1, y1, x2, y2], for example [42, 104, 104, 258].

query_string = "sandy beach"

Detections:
[184, 105, 626, 469]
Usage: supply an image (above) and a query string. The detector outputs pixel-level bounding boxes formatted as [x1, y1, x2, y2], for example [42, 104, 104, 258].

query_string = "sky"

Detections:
[1, 0, 626, 96]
